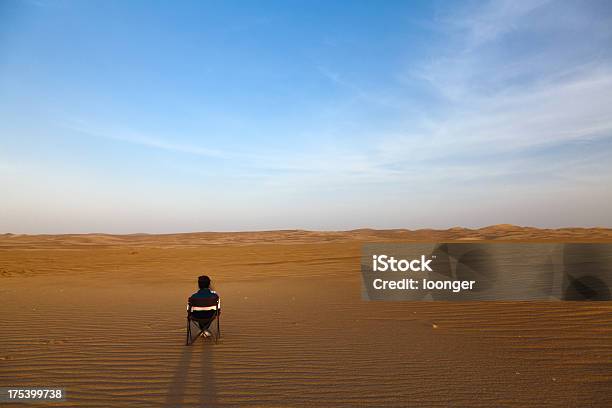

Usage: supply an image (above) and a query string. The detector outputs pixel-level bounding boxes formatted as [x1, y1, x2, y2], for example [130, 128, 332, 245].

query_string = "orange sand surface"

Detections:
[1, 226, 611, 407]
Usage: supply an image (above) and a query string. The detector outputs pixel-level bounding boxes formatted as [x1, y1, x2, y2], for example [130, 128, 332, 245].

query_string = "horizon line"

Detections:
[3, 224, 612, 237]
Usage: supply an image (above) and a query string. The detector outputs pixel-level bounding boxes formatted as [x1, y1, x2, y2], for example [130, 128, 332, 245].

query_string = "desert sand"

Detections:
[1, 225, 611, 407]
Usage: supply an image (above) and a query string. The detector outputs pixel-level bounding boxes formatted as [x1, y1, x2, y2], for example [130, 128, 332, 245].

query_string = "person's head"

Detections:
[198, 275, 211, 289]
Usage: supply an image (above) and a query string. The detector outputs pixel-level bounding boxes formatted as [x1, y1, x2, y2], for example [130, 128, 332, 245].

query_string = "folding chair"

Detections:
[186, 296, 221, 345]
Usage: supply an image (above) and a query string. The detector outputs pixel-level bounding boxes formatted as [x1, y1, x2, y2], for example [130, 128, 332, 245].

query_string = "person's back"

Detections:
[189, 275, 221, 333]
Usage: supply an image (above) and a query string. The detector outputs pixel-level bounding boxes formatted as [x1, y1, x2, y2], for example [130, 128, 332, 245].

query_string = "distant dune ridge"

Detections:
[1, 225, 611, 406]
[1, 224, 612, 249]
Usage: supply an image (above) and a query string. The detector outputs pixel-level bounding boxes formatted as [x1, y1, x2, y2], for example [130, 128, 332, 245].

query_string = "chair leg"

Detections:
[185, 319, 191, 346]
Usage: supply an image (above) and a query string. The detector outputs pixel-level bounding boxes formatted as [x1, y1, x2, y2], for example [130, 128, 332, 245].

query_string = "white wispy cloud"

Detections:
[64, 118, 228, 159]
[61, 0, 612, 191]
[447, 0, 554, 48]
[381, 0, 612, 181]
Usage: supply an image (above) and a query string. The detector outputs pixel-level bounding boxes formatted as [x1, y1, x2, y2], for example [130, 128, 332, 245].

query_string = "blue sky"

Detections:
[1, 0, 612, 233]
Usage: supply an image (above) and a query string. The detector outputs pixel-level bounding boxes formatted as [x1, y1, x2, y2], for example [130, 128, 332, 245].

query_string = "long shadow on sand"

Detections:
[164, 335, 217, 407]
[200, 342, 218, 406]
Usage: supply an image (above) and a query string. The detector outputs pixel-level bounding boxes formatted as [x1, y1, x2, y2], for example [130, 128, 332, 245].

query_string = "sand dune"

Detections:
[2, 224, 612, 250]
[1, 226, 611, 406]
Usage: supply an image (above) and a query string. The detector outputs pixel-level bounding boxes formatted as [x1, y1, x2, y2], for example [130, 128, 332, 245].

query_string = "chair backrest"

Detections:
[188, 295, 219, 308]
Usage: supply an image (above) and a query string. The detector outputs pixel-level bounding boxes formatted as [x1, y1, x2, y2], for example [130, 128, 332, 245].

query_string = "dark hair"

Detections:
[198, 275, 211, 289]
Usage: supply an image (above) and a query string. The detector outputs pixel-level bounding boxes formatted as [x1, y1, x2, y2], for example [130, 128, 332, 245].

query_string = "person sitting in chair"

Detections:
[189, 275, 221, 337]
